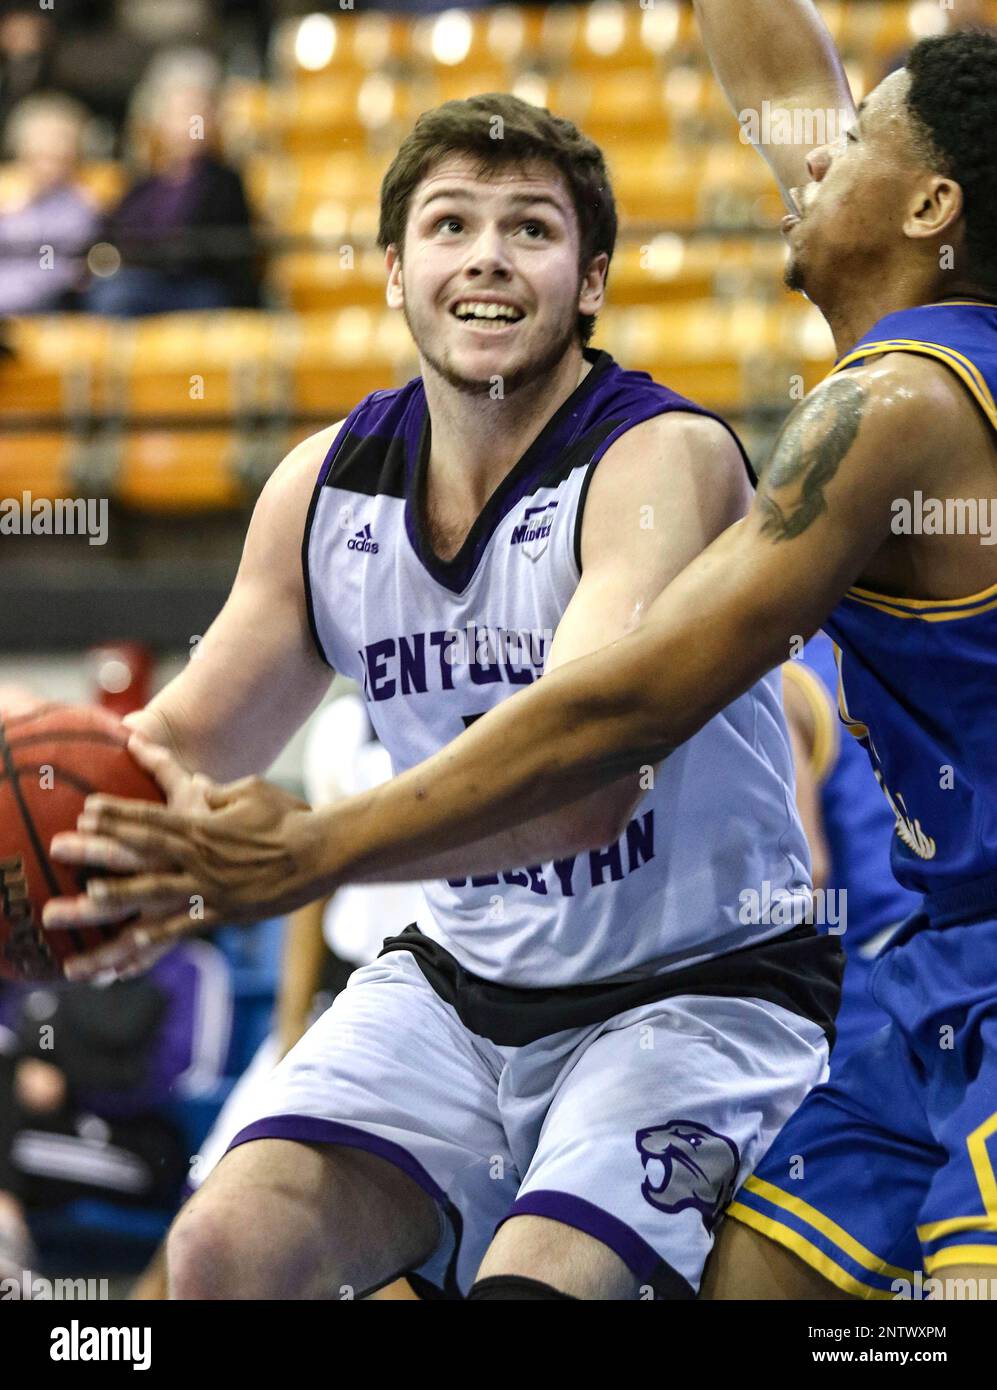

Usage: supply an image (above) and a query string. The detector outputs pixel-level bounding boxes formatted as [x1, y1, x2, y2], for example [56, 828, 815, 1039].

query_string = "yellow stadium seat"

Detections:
[485, 7, 549, 67]
[0, 432, 73, 500]
[276, 12, 409, 80]
[549, 69, 673, 144]
[116, 430, 243, 511]
[273, 78, 372, 153]
[109, 313, 274, 419]
[270, 246, 388, 312]
[278, 310, 415, 416]
[541, 0, 690, 71]
[842, 1, 914, 57]
[0, 357, 86, 419]
[264, 152, 390, 239]
[596, 299, 833, 413]
[608, 235, 789, 307]
[220, 81, 272, 147]
[609, 145, 705, 226]
[432, 66, 517, 103]
[3, 315, 111, 421]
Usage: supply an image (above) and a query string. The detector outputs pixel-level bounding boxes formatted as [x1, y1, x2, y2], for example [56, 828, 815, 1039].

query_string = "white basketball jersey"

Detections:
[304, 350, 812, 986]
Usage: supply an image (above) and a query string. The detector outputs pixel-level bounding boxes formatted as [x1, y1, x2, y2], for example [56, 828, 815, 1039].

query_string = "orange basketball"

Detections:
[0, 703, 165, 981]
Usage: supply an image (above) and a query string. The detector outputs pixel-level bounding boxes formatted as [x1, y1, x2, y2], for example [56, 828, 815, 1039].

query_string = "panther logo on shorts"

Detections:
[635, 1120, 740, 1230]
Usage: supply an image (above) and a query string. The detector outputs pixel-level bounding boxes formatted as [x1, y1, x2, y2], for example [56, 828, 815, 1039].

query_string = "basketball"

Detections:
[0, 703, 165, 982]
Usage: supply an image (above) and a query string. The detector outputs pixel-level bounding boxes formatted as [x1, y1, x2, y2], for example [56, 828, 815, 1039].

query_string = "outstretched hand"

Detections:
[46, 734, 329, 981]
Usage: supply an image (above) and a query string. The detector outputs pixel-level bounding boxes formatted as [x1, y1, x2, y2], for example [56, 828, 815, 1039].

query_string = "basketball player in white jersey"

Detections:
[47, 94, 840, 1299]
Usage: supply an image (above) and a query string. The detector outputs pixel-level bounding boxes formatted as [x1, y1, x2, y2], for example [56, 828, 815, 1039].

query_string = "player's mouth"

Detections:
[449, 298, 526, 332]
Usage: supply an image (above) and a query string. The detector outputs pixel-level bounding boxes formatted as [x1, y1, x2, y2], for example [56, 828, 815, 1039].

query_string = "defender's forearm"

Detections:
[343, 773, 642, 885]
[694, 0, 854, 198]
[318, 528, 794, 887]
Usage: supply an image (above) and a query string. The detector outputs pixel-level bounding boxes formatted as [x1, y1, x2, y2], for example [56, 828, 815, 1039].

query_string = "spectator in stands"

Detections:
[87, 48, 260, 316]
[0, 3, 56, 130]
[0, 92, 100, 315]
[0, 942, 232, 1290]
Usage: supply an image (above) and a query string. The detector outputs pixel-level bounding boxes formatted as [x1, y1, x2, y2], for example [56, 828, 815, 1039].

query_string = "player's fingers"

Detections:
[124, 732, 187, 795]
[78, 796, 188, 834]
[63, 912, 218, 983]
[42, 893, 139, 930]
[114, 940, 176, 980]
[64, 931, 161, 983]
[84, 873, 193, 914]
[70, 815, 196, 870]
[49, 831, 147, 873]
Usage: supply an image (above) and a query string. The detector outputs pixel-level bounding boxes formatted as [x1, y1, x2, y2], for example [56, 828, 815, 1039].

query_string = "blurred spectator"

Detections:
[0, 3, 57, 130]
[0, 93, 100, 315]
[0, 939, 232, 1287]
[88, 49, 260, 316]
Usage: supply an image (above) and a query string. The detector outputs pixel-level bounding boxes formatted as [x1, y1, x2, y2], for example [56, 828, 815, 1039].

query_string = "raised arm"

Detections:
[693, 0, 855, 204]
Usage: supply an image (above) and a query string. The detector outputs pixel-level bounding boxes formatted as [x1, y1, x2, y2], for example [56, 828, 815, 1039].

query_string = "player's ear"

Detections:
[385, 244, 404, 309]
[578, 251, 608, 316]
[904, 174, 963, 245]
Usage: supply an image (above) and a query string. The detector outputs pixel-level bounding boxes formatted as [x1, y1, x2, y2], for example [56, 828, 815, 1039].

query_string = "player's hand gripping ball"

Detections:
[0, 703, 165, 981]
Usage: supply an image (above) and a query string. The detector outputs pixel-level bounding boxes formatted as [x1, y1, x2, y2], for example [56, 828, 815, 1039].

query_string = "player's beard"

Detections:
[783, 252, 807, 293]
[403, 295, 582, 398]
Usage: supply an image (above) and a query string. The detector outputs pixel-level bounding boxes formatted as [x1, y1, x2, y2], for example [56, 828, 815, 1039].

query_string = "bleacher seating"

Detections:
[3, 1, 994, 511]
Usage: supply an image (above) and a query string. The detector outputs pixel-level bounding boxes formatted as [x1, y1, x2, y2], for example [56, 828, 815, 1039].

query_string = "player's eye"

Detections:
[435, 216, 464, 235]
[519, 220, 548, 239]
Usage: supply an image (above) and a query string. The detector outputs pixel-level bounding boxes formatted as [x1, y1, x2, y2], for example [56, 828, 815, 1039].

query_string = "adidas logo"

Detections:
[347, 523, 379, 555]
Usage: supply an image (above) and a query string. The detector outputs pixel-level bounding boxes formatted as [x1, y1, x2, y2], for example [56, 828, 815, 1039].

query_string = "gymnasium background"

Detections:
[0, 0, 992, 1283]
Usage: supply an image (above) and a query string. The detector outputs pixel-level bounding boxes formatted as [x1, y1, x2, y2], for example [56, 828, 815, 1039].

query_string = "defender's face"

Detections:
[386, 154, 606, 394]
[783, 70, 924, 298]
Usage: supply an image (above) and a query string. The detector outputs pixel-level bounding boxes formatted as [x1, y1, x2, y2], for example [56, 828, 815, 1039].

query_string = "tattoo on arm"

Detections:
[757, 377, 867, 540]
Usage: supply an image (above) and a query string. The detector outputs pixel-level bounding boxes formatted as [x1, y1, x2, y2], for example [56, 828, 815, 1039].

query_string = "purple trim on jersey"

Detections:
[402, 353, 617, 590]
[305, 349, 753, 597]
[226, 1114, 449, 1205]
[501, 1188, 666, 1283]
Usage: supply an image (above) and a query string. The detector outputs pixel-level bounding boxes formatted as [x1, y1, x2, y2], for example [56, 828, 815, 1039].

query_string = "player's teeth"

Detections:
[455, 302, 520, 320]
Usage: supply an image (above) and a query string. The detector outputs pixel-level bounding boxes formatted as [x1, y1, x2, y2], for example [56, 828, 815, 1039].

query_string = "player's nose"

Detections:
[465, 223, 513, 277]
[806, 144, 834, 183]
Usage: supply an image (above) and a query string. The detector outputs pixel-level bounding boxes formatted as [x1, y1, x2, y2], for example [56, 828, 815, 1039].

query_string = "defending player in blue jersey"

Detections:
[45, 8, 997, 1299]
[784, 633, 920, 1066]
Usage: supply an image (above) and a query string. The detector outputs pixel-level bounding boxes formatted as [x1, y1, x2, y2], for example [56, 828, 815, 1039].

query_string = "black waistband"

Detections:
[378, 925, 844, 1048]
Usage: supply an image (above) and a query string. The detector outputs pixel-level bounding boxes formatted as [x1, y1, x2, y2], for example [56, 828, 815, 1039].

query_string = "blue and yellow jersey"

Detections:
[784, 634, 921, 950]
[822, 301, 997, 904]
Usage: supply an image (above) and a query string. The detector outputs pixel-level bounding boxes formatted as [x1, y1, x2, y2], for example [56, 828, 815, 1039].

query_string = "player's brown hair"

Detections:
[377, 92, 617, 347]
